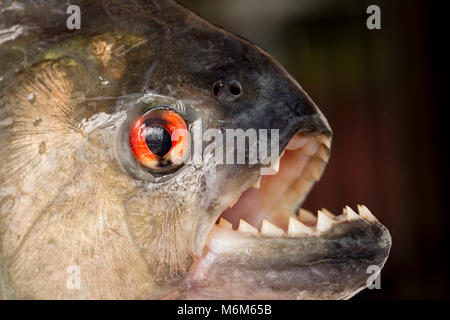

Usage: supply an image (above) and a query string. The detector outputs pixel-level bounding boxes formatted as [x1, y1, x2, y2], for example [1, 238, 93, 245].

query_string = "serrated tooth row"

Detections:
[216, 205, 377, 237]
[341, 205, 378, 222]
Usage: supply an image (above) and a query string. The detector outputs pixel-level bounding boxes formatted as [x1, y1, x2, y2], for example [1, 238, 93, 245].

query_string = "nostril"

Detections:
[213, 79, 242, 101]
[213, 81, 223, 96]
[229, 80, 242, 96]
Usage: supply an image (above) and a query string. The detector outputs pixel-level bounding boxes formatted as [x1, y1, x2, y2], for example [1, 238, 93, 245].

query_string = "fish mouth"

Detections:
[182, 133, 391, 299]
[207, 133, 336, 242]
[218, 133, 331, 233]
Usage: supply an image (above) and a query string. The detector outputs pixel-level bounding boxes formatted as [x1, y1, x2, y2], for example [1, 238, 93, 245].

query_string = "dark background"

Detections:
[180, 0, 448, 299]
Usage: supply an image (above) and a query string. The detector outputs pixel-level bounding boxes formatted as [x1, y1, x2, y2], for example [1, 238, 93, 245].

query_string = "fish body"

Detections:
[0, 0, 391, 299]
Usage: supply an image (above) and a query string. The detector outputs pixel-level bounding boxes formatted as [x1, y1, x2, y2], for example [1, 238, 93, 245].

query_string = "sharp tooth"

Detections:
[321, 208, 336, 219]
[252, 176, 261, 189]
[288, 217, 313, 236]
[316, 144, 330, 163]
[261, 220, 285, 236]
[294, 178, 310, 199]
[306, 160, 323, 181]
[303, 141, 319, 156]
[316, 210, 335, 233]
[286, 135, 310, 150]
[260, 156, 280, 176]
[238, 219, 259, 234]
[357, 204, 377, 222]
[318, 135, 331, 149]
[344, 206, 360, 221]
[271, 157, 280, 174]
[218, 217, 233, 229]
[298, 208, 317, 224]
[229, 197, 239, 208]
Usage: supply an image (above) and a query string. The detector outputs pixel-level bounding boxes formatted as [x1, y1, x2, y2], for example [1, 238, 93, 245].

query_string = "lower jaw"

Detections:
[182, 205, 386, 300]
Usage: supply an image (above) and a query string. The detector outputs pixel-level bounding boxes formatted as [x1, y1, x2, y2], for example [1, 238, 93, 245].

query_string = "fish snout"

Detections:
[275, 72, 332, 150]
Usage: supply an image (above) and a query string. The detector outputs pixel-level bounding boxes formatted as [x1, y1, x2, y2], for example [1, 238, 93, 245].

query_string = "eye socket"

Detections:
[129, 109, 188, 173]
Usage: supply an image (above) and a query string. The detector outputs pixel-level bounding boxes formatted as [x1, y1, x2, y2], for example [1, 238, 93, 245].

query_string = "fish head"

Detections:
[0, 0, 391, 299]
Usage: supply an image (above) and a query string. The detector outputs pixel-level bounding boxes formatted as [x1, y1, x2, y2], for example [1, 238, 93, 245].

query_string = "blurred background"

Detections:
[180, 0, 448, 299]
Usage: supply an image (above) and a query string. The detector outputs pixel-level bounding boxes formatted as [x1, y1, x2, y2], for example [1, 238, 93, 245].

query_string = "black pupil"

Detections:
[145, 125, 172, 158]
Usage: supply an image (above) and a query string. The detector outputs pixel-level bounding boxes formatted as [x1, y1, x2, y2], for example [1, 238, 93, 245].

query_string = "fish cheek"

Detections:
[125, 186, 197, 281]
[0, 60, 157, 299]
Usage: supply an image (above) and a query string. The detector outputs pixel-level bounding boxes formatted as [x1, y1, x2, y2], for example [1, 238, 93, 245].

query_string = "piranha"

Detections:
[0, 0, 391, 299]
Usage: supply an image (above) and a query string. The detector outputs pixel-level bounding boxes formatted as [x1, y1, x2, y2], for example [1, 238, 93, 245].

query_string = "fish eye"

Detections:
[213, 80, 242, 101]
[129, 109, 189, 173]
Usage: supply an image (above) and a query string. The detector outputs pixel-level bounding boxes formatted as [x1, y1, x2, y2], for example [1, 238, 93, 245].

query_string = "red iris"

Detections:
[129, 109, 188, 170]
